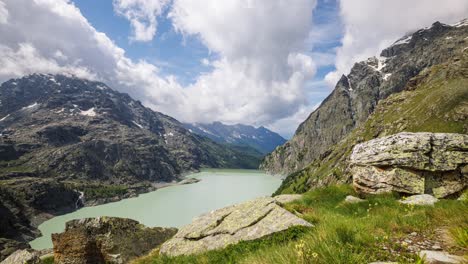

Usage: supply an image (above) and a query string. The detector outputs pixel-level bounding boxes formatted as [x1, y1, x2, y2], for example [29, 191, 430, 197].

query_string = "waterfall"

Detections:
[75, 190, 85, 209]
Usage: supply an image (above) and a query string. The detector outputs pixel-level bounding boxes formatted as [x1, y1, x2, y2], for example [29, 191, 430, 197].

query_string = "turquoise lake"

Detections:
[29, 169, 282, 249]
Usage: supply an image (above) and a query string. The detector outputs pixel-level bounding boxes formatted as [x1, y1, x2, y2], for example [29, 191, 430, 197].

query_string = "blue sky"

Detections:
[74, 0, 214, 86]
[73, 0, 343, 131]
[74, 0, 341, 86]
[2, 0, 466, 138]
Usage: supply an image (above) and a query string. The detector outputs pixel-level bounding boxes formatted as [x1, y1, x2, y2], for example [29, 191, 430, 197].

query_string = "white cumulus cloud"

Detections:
[0, 0, 8, 24]
[0, 0, 318, 133]
[169, 0, 317, 125]
[113, 0, 170, 42]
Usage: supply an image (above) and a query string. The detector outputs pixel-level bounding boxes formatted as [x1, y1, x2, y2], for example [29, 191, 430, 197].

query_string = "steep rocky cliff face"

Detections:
[273, 24, 468, 194]
[0, 74, 260, 260]
[261, 20, 468, 176]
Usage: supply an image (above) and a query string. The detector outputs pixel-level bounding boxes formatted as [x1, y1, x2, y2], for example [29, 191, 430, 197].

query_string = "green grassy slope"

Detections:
[133, 186, 468, 264]
[275, 53, 468, 195]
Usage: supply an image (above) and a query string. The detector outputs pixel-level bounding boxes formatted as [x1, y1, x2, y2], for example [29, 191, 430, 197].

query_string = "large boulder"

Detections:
[52, 217, 177, 264]
[350, 133, 467, 198]
[160, 196, 312, 257]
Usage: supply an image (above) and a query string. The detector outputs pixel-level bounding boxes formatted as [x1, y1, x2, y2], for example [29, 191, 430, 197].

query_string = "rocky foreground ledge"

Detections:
[160, 194, 309, 257]
[1, 194, 307, 263]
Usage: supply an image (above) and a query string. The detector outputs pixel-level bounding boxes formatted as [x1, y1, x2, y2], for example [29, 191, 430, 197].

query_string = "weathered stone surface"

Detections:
[344, 195, 366, 204]
[418, 250, 464, 264]
[399, 195, 439, 206]
[351, 133, 432, 169]
[52, 217, 177, 264]
[351, 132, 468, 198]
[160, 197, 312, 256]
[273, 194, 303, 204]
[458, 190, 468, 201]
[350, 133, 468, 171]
[0, 249, 40, 264]
[352, 166, 425, 195]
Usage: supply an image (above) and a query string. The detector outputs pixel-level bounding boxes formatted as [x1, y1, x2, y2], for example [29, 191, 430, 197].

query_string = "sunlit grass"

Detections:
[133, 185, 467, 264]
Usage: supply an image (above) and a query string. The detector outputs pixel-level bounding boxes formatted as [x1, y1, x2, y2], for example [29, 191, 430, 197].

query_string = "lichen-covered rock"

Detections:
[350, 132, 468, 198]
[52, 217, 177, 264]
[273, 194, 303, 204]
[344, 196, 366, 204]
[160, 197, 312, 256]
[399, 194, 439, 206]
[350, 133, 468, 171]
[0, 249, 40, 264]
[352, 166, 425, 195]
[418, 250, 464, 264]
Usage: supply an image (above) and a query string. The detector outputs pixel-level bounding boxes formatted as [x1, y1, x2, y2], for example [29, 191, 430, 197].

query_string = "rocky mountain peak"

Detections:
[261, 18, 468, 176]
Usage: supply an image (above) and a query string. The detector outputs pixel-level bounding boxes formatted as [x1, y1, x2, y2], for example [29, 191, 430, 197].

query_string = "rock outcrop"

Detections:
[160, 195, 311, 256]
[51, 217, 177, 264]
[350, 133, 467, 198]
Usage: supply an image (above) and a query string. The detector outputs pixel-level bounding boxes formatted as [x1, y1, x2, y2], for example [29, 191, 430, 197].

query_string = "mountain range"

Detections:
[183, 122, 286, 155]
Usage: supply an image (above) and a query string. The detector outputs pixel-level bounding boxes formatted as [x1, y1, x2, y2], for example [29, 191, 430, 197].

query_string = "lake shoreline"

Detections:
[29, 169, 281, 250]
[28, 173, 203, 249]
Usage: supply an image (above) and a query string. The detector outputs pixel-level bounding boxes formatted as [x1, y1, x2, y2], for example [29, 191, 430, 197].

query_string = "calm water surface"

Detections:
[30, 169, 281, 249]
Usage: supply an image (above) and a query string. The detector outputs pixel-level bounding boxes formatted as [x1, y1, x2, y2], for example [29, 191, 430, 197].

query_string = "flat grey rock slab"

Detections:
[273, 194, 303, 204]
[160, 197, 312, 256]
[418, 250, 464, 264]
[345, 195, 366, 204]
[399, 194, 439, 206]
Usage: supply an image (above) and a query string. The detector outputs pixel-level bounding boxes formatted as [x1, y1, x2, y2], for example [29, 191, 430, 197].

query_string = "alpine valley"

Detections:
[0, 74, 265, 259]
[0, 2, 468, 264]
